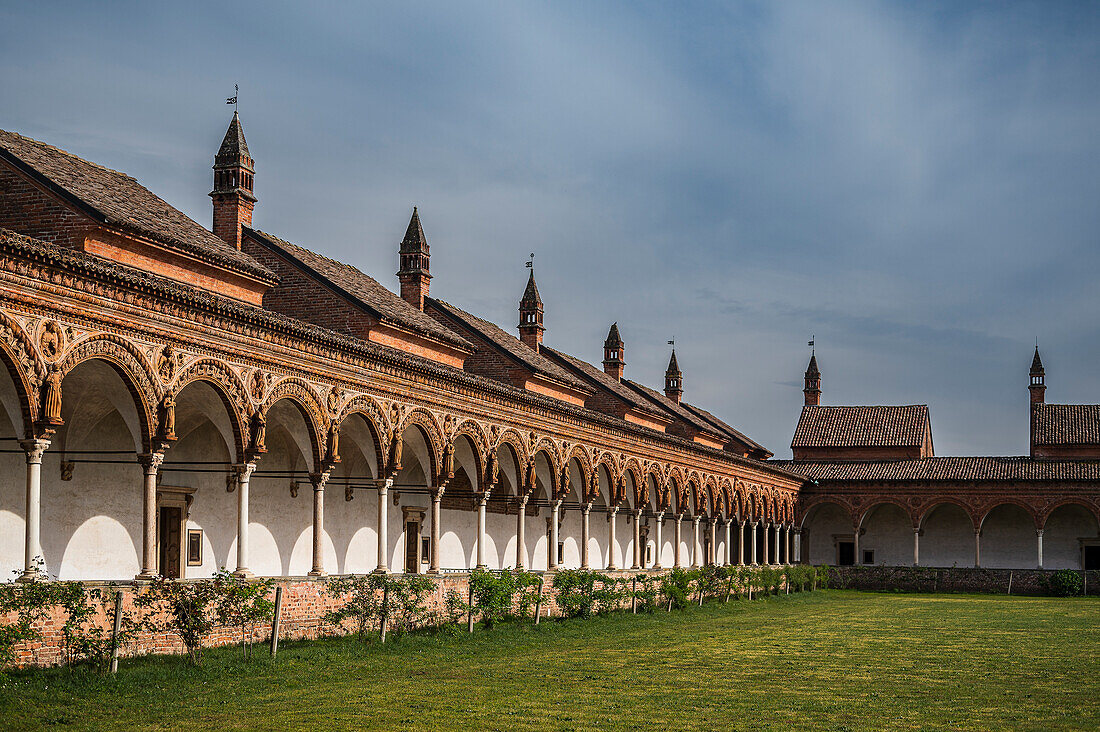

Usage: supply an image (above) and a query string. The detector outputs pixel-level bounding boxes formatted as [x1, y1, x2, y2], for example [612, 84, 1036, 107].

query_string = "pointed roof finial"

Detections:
[520, 266, 542, 308]
[605, 322, 623, 348]
[400, 206, 428, 254]
[1031, 344, 1045, 375]
[666, 348, 680, 375]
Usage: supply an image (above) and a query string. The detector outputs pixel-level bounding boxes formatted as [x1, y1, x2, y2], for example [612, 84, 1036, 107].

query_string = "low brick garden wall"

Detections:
[826, 565, 1100, 596]
[4, 570, 625, 668]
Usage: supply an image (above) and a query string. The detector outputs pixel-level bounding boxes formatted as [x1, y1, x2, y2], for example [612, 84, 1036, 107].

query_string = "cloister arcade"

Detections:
[0, 332, 800, 583]
[799, 496, 1100, 570]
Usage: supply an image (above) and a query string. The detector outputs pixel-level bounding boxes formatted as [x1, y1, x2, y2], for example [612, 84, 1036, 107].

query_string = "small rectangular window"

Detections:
[557, 542, 564, 564]
[421, 536, 431, 565]
[862, 549, 875, 565]
[186, 529, 203, 566]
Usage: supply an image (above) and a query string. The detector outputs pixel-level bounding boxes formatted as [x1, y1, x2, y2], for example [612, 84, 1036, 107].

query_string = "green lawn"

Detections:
[2, 591, 1097, 731]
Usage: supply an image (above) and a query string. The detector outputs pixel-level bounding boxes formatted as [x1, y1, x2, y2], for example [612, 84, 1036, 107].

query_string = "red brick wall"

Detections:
[242, 236, 379, 339]
[0, 160, 96, 248]
[5, 571, 652, 668]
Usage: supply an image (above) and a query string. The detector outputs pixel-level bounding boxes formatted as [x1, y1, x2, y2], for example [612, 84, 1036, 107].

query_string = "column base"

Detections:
[475, 564, 488, 571]
[373, 567, 390, 575]
[134, 571, 159, 581]
[232, 568, 255, 579]
[16, 569, 46, 583]
[308, 569, 328, 577]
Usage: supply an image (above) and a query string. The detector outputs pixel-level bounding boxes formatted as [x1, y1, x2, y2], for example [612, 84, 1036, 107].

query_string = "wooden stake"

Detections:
[379, 585, 390, 643]
[109, 590, 124, 674]
[1007, 572, 1013, 596]
[269, 586, 284, 659]
[534, 577, 544, 625]
[631, 576, 637, 614]
[467, 581, 475, 633]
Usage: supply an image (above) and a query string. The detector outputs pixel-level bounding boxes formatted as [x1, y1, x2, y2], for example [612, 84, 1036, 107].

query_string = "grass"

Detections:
[1, 591, 1098, 731]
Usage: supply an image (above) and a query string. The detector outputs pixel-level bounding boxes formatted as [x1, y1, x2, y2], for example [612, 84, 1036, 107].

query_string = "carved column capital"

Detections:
[19, 438, 50, 464]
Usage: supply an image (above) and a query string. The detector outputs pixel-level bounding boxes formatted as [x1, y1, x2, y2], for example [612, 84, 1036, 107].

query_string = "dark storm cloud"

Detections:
[2, 1, 1098, 457]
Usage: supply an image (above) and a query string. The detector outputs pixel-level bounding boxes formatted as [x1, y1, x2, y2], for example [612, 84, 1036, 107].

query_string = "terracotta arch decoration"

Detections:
[453, 419, 490, 484]
[171, 358, 251, 461]
[259, 376, 328, 470]
[0, 311, 45, 435]
[398, 407, 446, 482]
[58, 334, 159, 452]
[335, 394, 390, 480]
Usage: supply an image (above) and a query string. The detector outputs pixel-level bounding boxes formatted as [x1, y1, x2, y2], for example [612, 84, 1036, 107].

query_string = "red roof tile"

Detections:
[1033, 404, 1100, 446]
[792, 405, 930, 449]
[774, 456, 1100, 482]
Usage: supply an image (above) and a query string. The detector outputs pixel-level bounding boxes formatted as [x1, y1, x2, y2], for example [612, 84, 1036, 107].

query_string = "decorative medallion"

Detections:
[39, 321, 64, 361]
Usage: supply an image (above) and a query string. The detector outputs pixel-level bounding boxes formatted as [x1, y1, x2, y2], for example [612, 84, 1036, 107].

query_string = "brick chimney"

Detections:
[210, 112, 255, 250]
[804, 353, 821, 406]
[397, 207, 431, 310]
[602, 323, 625, 380]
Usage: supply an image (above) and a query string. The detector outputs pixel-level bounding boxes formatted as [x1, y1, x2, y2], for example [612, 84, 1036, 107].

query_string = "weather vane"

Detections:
[525, 252, 534, 272]
[226, 84, 239, 113]
[667, 338, 675, 348]
[808, 335, 815, 355]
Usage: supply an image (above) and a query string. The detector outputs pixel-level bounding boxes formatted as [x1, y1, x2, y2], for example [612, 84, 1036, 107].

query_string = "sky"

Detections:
[2, 1, 1098, 458]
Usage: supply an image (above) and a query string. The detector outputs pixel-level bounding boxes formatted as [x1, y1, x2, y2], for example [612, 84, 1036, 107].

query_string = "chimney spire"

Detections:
[397, 207, 431, 310]
[210, 111, 256, 250]
[602, 323, 625, 380]
[518, 267, 545, 350]
[1029, 345, 1046, 405]
[664, 349, 683, 404]
[804, 352, 821, 406]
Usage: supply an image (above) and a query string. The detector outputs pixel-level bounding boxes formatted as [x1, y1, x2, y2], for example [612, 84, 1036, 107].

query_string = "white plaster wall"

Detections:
[860, 504, 913, 566]
[1044, 504, 1099, 569]
[804, 503, 849, 565]
[921, 504, 975, 568]
[980, 505, 1036, 569]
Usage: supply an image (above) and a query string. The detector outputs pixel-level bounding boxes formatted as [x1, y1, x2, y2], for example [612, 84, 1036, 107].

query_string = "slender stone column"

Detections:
[476, 491, 490, 569]
[580, 502, 592, 569]
[233, 461, 258, 577]
[773, 523, 781, 565]
[708, 518, 718, 566]
[974, 529, 981, 568]
[737, 521, 745, 565]
[750, 521, 758, 565]
[691, 516, 701, 568]
[724, 519, 732, 566]
[1036, 529, 1044, 569]
[632, 509, 642, 569]
[653, 511, 664, 569]
[516, 494, 529, 570]
[913, 528, 920, 566]
[550, 499, 562, 570]
[606, 506, 619, 570]
[308, 473, 329, 576]
[375, 477, 392, 573]
[673, 514, 683, 568]
[761, 523, 770, 565]
[786, 525, 793, 564]
[853, 527, 861, 566]
[429, 487, 443, 574]
[793, 527, 802, 564]
[136, 452, 165, 580]
[18, 439, 50, 581]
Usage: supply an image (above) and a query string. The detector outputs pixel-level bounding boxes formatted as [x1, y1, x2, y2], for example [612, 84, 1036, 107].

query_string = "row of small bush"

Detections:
[0, 564, 830, 670]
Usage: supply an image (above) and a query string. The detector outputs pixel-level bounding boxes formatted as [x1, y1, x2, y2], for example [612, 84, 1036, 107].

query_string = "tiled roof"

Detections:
[1033, 404, 1100, 446]
[428, 298, 590, 392]
[245, 229, 471, 350]
[622, 379, 722, 437]
[217, 113, 250, 162]
[0, 129, 275, 282]
[679, 402, 770, 456]
[792, 405, 930, 448]
[520, 271, 542, 308]
[773, 456, 1100, 482]
[0, 227, 804, 484]
[542, 347, 665, 417]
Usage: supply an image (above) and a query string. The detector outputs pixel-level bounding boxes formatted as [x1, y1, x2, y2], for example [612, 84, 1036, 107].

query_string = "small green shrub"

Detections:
[1047, 569, 1084, 597]
[470, 568, 540, 628]
[660, 568, 696, 610]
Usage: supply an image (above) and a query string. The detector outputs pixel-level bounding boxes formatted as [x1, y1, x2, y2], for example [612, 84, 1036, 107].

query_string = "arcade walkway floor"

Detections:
[3, 591, 1097, 730]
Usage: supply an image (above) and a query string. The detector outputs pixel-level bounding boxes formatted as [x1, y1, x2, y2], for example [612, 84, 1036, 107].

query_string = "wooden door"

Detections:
[159, 506, 182, 578]
[404, 521, 419, 574]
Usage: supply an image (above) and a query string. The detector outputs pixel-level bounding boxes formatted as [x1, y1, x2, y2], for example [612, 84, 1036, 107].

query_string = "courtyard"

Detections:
[1, 590, 1097, 730]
